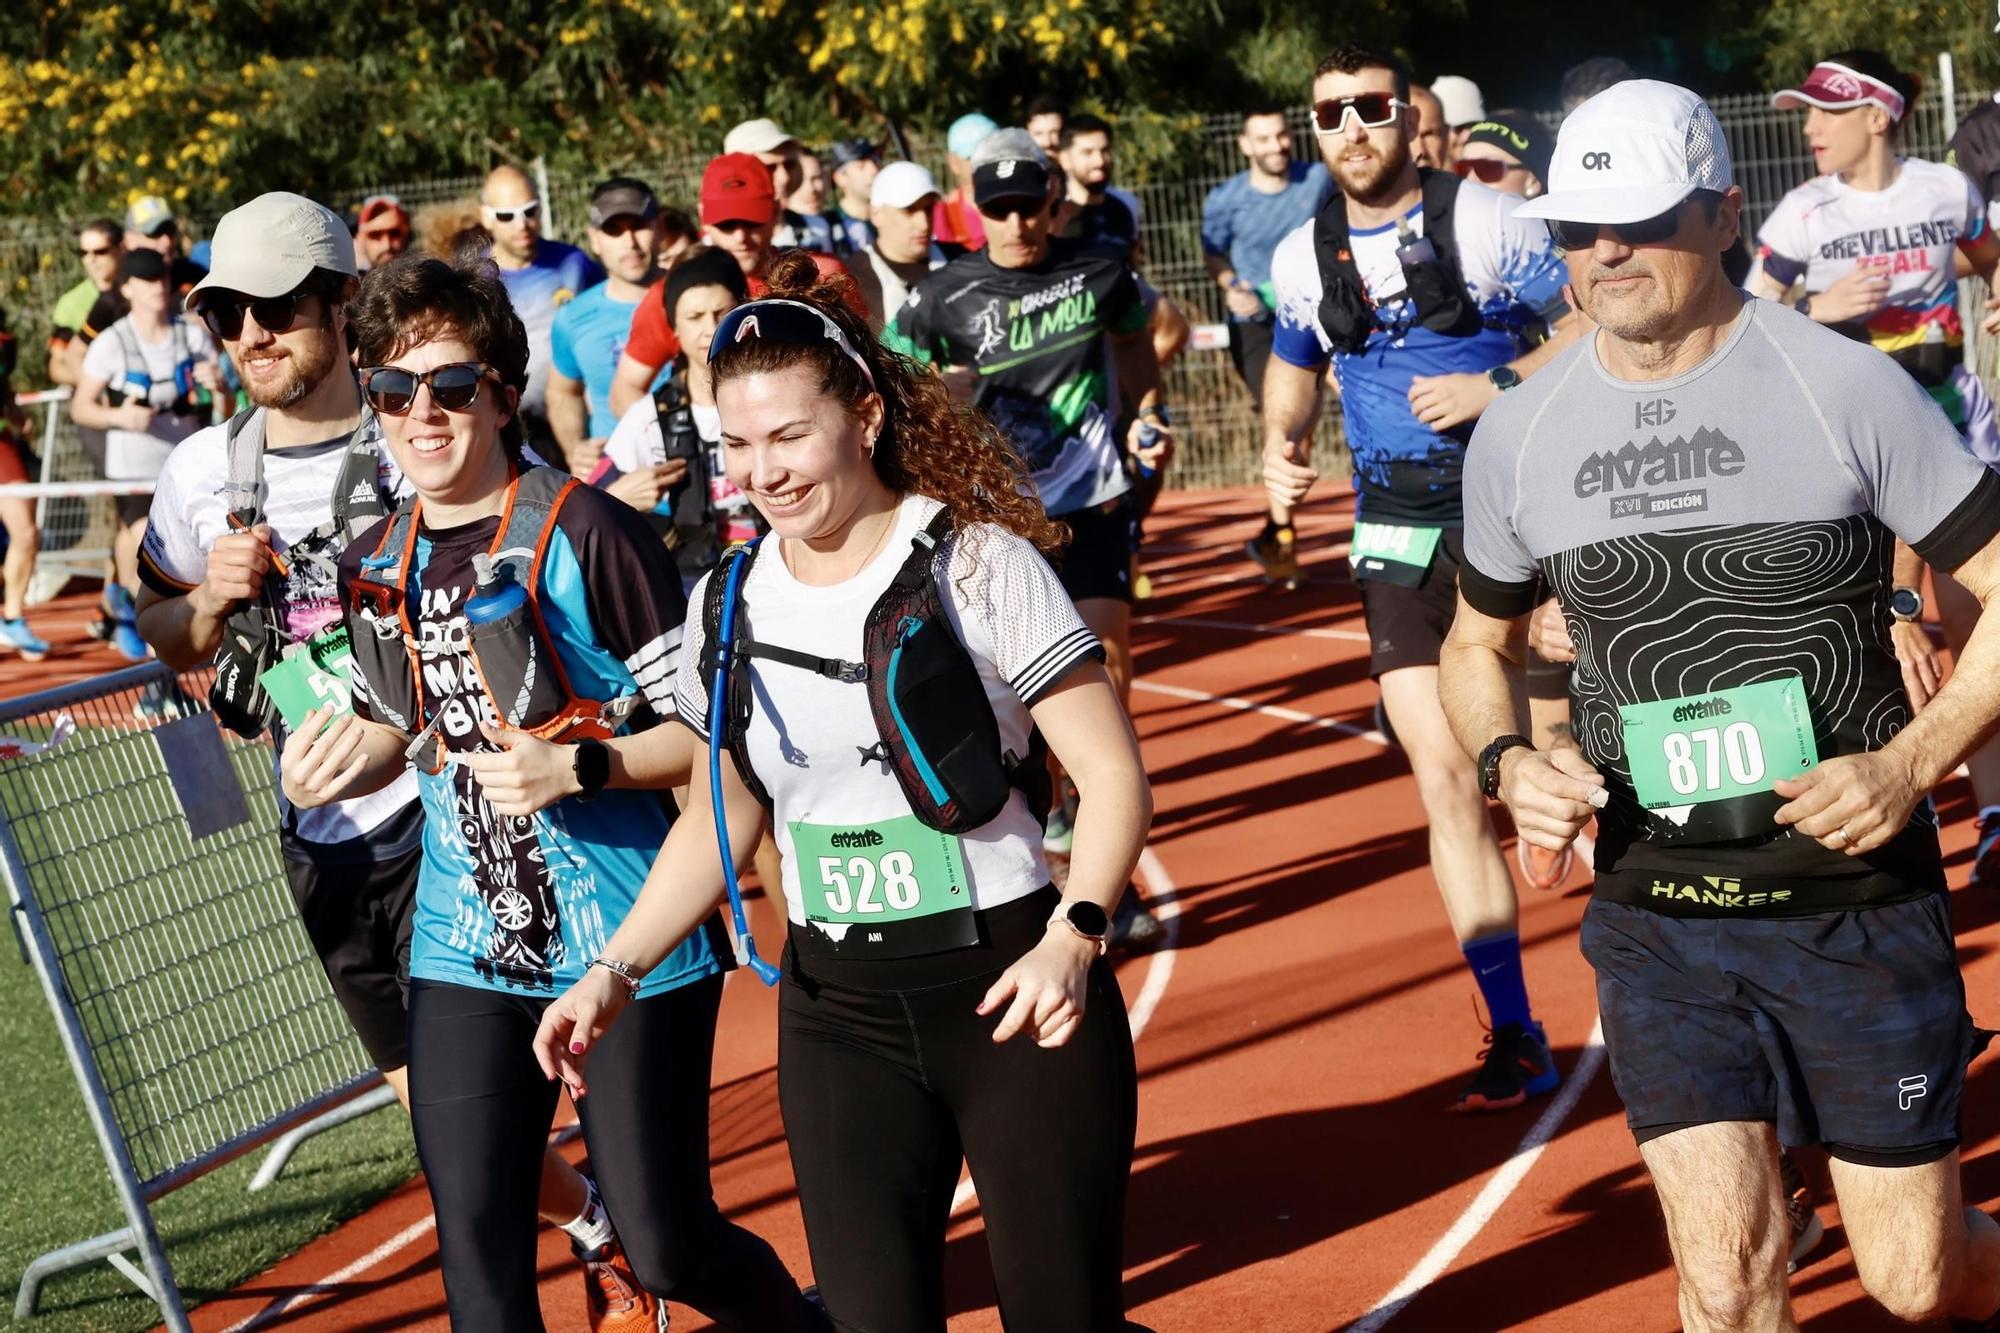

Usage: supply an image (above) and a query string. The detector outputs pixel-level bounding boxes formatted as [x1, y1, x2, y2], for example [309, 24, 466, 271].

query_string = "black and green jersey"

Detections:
[884, 237, 1148, 516]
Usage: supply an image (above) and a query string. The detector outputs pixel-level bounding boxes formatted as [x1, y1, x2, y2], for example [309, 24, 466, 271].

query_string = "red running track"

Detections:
[110, 484, 2000, 1332]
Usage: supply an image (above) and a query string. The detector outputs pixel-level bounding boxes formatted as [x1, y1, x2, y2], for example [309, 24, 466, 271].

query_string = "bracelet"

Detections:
[590, 957, 644, 996]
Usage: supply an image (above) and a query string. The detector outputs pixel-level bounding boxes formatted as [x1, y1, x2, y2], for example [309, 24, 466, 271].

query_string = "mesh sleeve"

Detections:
[946, 522, 1104, 706]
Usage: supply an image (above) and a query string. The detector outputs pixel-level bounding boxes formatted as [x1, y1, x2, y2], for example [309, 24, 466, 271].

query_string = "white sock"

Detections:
[560, 1175, 617, 1253]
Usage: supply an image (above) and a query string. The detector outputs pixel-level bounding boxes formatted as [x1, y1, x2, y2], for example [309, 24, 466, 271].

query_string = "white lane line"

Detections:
[1133, 679, 1391, 748]
[1343, 1019, 1607, 1333]
[1134, 615, 1371, 644]
[221, 1216, 437, 1333]
[949, 844, 1183, 1218]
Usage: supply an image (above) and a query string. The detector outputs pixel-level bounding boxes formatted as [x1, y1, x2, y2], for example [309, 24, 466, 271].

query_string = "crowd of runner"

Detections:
[8, 34, 2000, 1333]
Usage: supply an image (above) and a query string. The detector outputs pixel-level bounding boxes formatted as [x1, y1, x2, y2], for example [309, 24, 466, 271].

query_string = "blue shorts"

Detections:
[1580, 894, 1978, 1166]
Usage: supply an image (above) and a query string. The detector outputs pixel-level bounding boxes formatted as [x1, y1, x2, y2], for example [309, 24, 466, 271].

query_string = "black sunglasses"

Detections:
[1546, 205, 1689, 252]
[1312, 92, 1405, 135]
[79, 245, 118, 259]
[359, 362, 499, 416]
[1453, 158, 1521, 185]
[194, 288, 310, 341]
[977, 197, 1046, 223]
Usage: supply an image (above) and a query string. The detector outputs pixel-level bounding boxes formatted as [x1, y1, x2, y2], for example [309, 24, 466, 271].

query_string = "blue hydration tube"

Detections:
[708, 545, 783, 985]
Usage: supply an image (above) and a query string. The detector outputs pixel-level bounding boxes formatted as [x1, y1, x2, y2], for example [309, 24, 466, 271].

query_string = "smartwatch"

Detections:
[1889, 587, 1924, 623]
[1487, 366, 1521, 392]
[1049, 900, 1110, 955]
[1478, 734, 1534, 799]
[572, 738, 611, 802]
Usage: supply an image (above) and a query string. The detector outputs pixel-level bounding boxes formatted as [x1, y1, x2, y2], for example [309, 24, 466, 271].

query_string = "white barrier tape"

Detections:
[13, 388, 73, 407]
[0, 480, 156, 498]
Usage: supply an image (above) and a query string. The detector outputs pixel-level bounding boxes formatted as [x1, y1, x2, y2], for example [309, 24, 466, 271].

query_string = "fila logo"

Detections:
[1582, 151, 1613, 170]
[734, 315, 760, 342]
[1634, 398, 1677, 427]
[1898, 1074, 1929, 1110]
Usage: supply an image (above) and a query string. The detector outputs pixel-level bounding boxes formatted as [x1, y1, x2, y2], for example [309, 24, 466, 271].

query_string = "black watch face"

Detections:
[1067, 901, 1109, 937]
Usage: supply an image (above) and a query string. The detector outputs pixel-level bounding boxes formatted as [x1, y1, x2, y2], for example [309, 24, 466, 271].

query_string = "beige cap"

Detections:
[187, 192, 356, 304]
[723, 118, 798, 156]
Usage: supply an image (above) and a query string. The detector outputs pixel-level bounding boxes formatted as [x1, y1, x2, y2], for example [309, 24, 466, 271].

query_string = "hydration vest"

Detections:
[108, 318, 201, 416]
[701, 508, 1052, 834]
[1313, 169, 1482, 356]
[209, 405, 393, 739]
[345, 465, 637, 772]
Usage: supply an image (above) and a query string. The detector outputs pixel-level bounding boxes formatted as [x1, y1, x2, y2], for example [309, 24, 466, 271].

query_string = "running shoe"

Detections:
[1779, 1149, 1824, 1274]
[1043, 779, 1079, 855]
[1517, 838, 1573, 892]
[1133, 568, 1153, 600]
[1108, 885, 1165, 953]
[1973, 811, 2000, 887]
[0, 617, 49, 662]
[1452, 1021, 1560, 1113]
[104, 585, 148, 662]
[1245, 524, 1301, 589]
[573, 1237, 662, 1333]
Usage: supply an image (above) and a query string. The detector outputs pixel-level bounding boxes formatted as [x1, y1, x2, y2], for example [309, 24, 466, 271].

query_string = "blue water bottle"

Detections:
[465, 554, 566, 729]
[1136, 403, 1172, 480]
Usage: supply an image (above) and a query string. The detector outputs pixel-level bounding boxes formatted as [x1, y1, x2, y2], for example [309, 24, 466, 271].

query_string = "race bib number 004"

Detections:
[1351, 522, 1443, 571]
[1618, 676, 1818, 813]
[789, 813, 972, 928]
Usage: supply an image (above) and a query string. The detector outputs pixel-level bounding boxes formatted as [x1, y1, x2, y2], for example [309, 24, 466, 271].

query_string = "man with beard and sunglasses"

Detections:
[1260, 42, 1580, 1113]
[1443, 79, 2000, 1331]
[482, 166, 603, 467]
[131, 195, 668, 1333]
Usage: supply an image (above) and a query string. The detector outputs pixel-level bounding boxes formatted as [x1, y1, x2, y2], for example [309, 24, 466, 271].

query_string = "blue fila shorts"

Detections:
[1580, 893, 1979, 1167]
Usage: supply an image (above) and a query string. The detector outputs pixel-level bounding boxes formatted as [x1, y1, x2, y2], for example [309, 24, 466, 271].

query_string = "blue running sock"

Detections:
[1463, 933, 1533, 1031]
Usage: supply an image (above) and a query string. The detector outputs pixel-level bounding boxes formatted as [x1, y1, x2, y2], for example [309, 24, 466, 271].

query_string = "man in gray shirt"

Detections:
[1442, 82, 2000, 1330]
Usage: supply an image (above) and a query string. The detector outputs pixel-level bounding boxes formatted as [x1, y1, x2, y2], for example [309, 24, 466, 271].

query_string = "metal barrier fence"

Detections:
[1, 662, 395, 1331]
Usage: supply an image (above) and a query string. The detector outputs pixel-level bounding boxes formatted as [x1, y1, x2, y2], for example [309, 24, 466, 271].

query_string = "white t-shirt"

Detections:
[138, 415, 420, 848]
[675, 493, 1102, 926]
[80, 316, 219, 479]
[603, 394, 758, 544]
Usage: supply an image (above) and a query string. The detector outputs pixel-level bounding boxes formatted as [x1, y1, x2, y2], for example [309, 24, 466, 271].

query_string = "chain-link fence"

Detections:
[3, 82, 1994, 503]
[2, 662, 395, 1330]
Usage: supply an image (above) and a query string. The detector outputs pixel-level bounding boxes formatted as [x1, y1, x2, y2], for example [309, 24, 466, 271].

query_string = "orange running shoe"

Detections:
[575, 1238, 665, 1332]
[1516, 837, 1574, 891]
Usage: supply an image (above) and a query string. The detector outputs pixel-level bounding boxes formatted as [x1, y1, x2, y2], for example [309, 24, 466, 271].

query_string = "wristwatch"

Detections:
[1478, 734, 1534, 799]
[1890, 587, 1924, 623]
[1486, 366, 1521, 392]
[572, 738, 611, 803]
[1049, 900, 1110, 955]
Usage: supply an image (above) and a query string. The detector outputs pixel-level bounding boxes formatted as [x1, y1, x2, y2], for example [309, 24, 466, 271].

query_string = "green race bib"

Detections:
[789, 813, 979, 955]
[1618, 677, 1818, 817]
[1351, 522, 1442, 586]
[259, 624, 356, 732]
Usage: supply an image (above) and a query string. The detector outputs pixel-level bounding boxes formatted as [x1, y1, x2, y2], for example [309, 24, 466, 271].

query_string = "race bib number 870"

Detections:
[1618, 676, 1818, 813]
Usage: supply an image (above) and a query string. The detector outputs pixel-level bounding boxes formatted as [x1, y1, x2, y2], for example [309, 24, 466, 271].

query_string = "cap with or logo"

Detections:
[947, 113, 1001, 161]
[1771, 61, 1908, 121]
[828, 138, 880, 170]
[124, 195, 176, 237]
[357, 195, 410, 232]
[1513, 80, 1733, 225]
[589, 178, 660, 228]
[187, 192, 358, 305]
[723, 118, 798, 157]
[1462, 113, 1553, 186]
[969, 129, 1051, 208]
[699, 153, 778, 227]
[118, 249, 168, 284]
[872, 161, 943, 210]
[1430, 75, 1487, 128]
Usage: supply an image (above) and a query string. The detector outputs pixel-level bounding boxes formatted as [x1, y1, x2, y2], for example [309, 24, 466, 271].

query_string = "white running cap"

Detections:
[1514, 80, 1733, 226]
[723, 118, 798, 157]
[871, 161, 942, 210]
[187, 192, 356, 304]
[1430, 75, 1486, 127]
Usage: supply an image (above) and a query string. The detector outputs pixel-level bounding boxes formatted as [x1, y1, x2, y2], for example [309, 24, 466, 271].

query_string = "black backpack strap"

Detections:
[702, 541, 776, 810]
[327, 407, 391, 538]
[1418, 169, 1466, 282]
[1311, 192, 1373, 356]
[220, 406, 264, 523]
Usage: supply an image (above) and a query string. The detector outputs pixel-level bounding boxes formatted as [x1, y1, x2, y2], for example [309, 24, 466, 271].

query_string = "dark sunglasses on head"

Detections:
[1453, 158, 1521, 184]
[1546, 204, 1688, 252]
[1312, 92, 1406, 135]
[710, 299, 876, 392]
[359, 362, 499, 416]
[483, 201, 541, 224]
[193, 287, 309, 342]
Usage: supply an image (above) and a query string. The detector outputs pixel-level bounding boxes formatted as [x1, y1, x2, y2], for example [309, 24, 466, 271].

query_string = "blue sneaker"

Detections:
[0, 617, 49, 662]
[1452, 1020, 1561, 1113]
[109, 617, 148, 662]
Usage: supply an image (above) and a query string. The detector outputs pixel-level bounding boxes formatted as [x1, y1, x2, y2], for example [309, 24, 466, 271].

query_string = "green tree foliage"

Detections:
[1758, 0, 2000, 90]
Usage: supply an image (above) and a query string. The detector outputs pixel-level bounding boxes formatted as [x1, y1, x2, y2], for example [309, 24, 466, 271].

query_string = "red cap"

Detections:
[700, 153, 777, 228]
[357, 195, 410, 232]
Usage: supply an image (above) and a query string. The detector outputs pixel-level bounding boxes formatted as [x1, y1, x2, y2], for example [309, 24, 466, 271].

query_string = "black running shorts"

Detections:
[1581, 894, 1976, 1166]
[1053, 497, 1135, 606]
[1356, 529, 1463, 679]
[283, 845, 420, 1071]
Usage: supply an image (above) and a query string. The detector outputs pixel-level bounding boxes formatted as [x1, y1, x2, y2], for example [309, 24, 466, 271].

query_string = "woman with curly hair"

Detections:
[535, 250, 1149, 1331]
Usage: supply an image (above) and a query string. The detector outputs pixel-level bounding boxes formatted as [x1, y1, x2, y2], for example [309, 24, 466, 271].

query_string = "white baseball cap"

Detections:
[871, 161, 942, 210]
[723, 117, 798, 157]
[187, 192, 356, 305]
[1514, 80, 1733, 226]
[1430, 75, 1486, 127]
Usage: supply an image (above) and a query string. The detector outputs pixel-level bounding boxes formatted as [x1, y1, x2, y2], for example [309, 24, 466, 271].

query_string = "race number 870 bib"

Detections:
[1617, 677, 1818, 818]
[788, 813, 979, 956]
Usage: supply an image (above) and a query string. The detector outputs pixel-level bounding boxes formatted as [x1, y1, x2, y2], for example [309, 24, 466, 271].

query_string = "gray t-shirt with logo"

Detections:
[1462, 297, 2000, 916]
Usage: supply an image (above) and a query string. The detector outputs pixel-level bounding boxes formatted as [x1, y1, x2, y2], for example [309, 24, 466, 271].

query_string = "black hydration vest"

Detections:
[701, 508, 1052, 834]
[1313, 168, 1482, 355]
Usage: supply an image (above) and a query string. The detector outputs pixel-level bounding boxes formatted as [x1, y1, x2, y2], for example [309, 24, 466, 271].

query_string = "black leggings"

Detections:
[407, 974, 825, 1333]
[778, 887, 1139, 1333]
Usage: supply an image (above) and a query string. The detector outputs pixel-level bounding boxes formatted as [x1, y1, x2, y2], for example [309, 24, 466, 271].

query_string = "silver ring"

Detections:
[1833, 826, 1852, 846]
